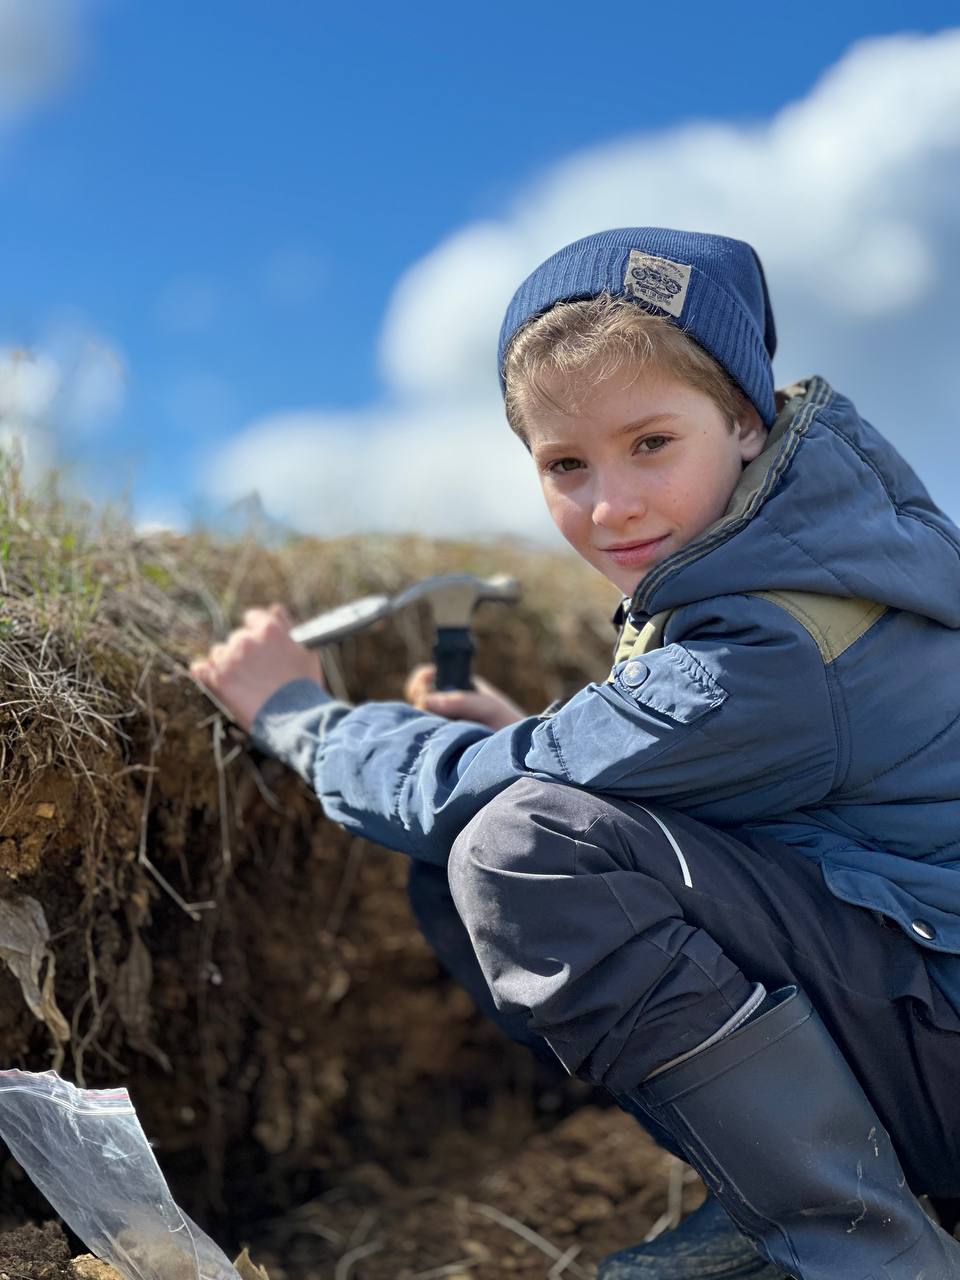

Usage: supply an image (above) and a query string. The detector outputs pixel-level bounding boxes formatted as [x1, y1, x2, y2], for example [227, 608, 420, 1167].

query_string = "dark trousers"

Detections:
[412, 777, 960, 1197]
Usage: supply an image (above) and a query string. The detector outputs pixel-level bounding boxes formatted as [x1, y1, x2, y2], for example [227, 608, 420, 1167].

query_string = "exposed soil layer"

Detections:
[0, 1222, 73, 1280]
[250, 1107, 705, 1280]
[0, 1222, 141, 1280]
[0, 523, 705, 1275]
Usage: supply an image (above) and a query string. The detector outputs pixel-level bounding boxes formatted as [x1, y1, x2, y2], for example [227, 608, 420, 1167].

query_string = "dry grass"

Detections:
[0, 446, 619, 814]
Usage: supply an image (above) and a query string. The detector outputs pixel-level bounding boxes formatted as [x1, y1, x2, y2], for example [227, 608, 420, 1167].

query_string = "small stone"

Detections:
[70, 1258, 125, 1280]
[569, 1159, 624, 1197]
[34, 804, 56, 820]
[327, 970, 350, 1003]
[569, 1194, 614, 1225]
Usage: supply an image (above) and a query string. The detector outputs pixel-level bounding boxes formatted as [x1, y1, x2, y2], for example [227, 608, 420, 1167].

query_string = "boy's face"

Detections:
[523, 364, 767, 597]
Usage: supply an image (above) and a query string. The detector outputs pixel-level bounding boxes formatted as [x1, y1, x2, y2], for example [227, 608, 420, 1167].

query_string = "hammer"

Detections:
[289, 573, 521, 691]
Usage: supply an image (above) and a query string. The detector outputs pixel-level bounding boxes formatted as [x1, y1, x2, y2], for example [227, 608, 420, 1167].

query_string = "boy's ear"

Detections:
[735, 404, 767, 462]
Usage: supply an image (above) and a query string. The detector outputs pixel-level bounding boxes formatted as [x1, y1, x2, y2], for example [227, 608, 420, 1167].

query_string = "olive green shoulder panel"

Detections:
[611, 591, 887, 673]
[748, 591, 887, 663]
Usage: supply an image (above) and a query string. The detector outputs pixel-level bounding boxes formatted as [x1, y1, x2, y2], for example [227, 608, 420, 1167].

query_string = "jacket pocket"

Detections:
[610, 644, 727, 725]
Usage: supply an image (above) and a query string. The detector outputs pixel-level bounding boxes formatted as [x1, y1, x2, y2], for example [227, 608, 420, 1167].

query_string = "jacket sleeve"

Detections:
[251, 595, 839, 865]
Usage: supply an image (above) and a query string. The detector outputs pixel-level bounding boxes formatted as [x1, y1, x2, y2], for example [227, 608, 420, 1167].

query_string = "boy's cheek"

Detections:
[544, 492, 587, 542]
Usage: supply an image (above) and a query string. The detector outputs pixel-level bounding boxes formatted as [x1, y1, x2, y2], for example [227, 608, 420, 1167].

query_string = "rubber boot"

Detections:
[620, 987, 960, 1279]
[598, 1192, 787, 1277]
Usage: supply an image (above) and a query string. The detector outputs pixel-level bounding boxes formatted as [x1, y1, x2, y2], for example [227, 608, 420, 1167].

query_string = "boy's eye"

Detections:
[637, 434, 670, 453]
[543, 437, 670, 474]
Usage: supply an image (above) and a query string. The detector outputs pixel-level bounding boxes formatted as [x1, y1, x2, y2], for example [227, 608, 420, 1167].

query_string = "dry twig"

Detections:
[334, 1209, 384, 1280]
[547, 1244, 584, 1279]
[333, 1240, 384, 1280]
[469, 1202, 592, 1280]
[411, 1261, 478, 1279]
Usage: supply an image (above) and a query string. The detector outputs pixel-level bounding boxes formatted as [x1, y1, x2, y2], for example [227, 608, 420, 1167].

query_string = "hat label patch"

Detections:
[624, 251, 692, 318]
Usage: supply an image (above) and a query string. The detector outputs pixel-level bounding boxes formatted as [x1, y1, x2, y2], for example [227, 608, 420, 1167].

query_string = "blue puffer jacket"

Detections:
[252, 377, 960, 1000]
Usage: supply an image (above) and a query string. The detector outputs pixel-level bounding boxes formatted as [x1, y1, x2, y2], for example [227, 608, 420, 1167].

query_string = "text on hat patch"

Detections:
[624, 251, 692, 319]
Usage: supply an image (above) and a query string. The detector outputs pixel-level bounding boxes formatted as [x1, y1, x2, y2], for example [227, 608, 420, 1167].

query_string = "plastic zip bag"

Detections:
[0, 1069, 242, 1280]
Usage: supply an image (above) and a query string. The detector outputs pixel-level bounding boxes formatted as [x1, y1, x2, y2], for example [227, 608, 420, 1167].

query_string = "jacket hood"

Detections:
[631, 377, 960, 628]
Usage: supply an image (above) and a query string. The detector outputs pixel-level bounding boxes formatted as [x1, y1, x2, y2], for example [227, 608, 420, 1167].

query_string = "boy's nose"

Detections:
[591, 475, 647, 530]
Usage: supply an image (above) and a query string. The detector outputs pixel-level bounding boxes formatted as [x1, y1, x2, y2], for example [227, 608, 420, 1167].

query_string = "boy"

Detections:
[191, 229, 960, 1279]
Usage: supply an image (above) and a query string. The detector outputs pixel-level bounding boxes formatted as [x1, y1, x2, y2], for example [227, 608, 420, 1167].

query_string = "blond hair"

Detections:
[502, 293, 751, 442]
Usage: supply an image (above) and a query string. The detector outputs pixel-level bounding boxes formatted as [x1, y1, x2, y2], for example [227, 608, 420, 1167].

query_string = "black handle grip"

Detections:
[434, 627, 475, 691]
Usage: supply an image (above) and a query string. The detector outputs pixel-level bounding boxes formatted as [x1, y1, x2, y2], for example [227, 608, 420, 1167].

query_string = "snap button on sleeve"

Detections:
[606, 644, 727, 723]
[622, 660, 649, 687]
[911, 919, 936, 940]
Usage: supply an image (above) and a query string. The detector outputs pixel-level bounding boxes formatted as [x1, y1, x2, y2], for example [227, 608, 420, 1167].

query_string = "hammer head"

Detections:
[289, 594, 392, 648]
[392, 573, 521, 628]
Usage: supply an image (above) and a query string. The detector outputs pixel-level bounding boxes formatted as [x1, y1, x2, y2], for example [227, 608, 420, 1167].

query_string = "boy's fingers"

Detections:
[425, 691, 479, 718]
[404, 663, 436, 703]
[423, 682, 526, 730]
[238, 603, 289, 628]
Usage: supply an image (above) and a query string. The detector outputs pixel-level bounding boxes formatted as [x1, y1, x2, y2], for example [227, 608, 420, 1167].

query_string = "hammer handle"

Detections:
[434, 627, 475, 691]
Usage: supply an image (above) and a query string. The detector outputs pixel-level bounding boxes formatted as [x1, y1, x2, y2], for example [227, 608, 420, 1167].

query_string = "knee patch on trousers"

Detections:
[449, 777, 588, 879]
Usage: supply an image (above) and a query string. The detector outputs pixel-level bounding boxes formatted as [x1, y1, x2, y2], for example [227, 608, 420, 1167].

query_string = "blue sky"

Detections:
[1, 1, 959, 540]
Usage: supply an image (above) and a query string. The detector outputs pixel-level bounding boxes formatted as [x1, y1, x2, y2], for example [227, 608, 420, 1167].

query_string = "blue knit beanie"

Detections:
[498, 228, 778, 426]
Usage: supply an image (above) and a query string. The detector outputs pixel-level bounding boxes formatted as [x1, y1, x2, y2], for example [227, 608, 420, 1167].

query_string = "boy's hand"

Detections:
[404, 663, 527, 730]
[190, 604, 326, 733]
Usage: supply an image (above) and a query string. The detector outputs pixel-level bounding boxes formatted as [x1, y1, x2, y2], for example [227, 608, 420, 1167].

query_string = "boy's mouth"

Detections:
[602, 535, 670, 568]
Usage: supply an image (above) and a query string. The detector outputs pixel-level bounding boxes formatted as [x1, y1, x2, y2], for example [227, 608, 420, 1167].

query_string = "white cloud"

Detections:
[45, 324, 126, 432]
[0, 348, 61, 420]
[204, 28, 960, 539]
[0, 350, 61, 477]
[205, 400, 548, 542]
[0, 330, 127, 482]
[379, 222, 529, 402]
[0, 0, 82, 128]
